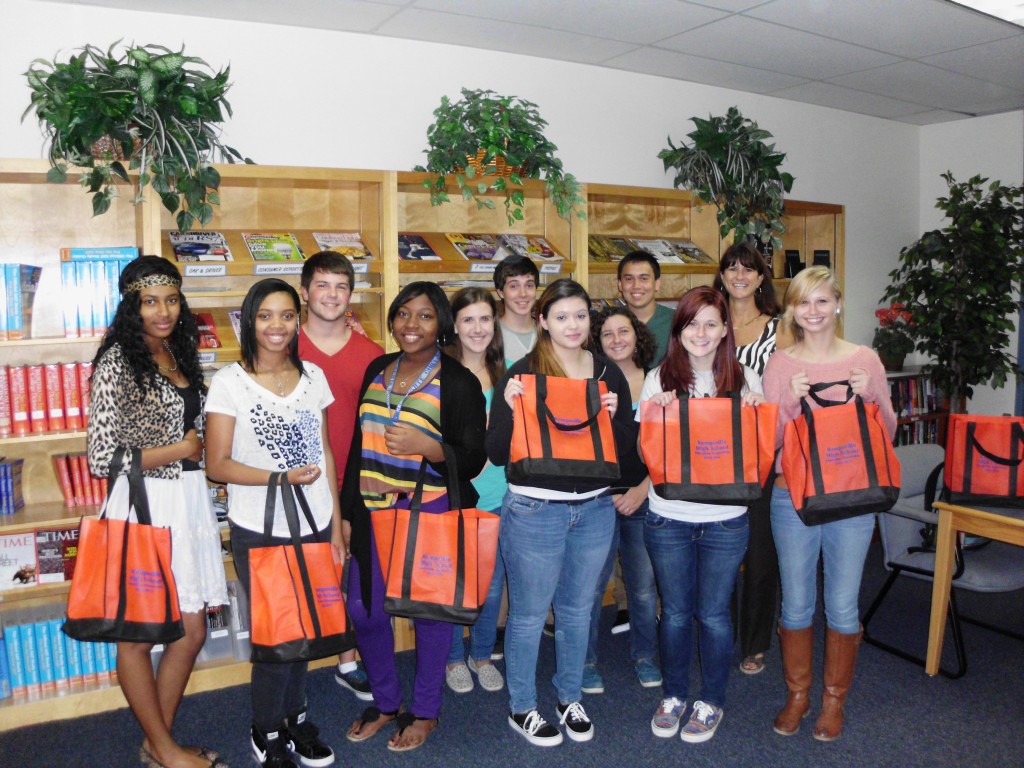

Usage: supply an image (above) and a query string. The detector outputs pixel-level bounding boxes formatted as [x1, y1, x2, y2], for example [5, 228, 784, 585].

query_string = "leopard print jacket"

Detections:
[86, 343, 205, 480]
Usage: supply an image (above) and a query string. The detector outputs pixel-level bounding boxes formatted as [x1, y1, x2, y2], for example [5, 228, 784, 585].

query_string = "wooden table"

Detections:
[926, 501, 1024, 675]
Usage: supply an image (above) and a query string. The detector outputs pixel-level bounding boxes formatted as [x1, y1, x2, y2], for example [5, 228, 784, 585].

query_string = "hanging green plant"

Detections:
[23, 41, 252, 231]
[414, 88, 585, 225]
[658, 106, 794, 251]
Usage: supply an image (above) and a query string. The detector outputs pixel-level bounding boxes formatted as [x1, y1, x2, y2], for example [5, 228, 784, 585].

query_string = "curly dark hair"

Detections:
[93, 256, 204, 393]
[590, 306, 657, 370]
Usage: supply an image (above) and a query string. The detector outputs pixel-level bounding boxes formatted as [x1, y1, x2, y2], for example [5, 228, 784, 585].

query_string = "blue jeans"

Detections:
[770, 486, 874, 633]
[500, 491, 615, 713]
[644, 512, 749, 708]
[586, 502, 658, 666]
[449, 531, 506, 664]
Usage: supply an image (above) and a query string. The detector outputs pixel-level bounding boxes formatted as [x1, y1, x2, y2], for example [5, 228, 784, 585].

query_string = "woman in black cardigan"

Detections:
[341, 282, 486, 753]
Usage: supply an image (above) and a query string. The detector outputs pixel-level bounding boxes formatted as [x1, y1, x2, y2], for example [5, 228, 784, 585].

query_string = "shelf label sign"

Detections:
[352, 262, 369, 274]
[198, 351, 217, 365]
[183, 264, 228, 277]
[470, 262, 498, 273]
[539, 263, 561, 274]
[254, 264, 303, 276]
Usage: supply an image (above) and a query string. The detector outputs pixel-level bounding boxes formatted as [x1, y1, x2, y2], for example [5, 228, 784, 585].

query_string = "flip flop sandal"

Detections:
[139, 746, 167, 768]
[347, 706, 399, 743]
[192, 747, 220, 761]
[740, 654, 765, 675]
[387, 713, 438, 753]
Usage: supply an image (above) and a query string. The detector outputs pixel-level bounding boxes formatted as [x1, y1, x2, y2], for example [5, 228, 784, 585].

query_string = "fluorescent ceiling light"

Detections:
[949, 1, 1024, 25]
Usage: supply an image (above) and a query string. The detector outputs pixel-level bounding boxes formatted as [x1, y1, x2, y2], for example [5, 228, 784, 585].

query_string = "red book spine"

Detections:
[27, 365, 48, 433]
[88, 467, 102, 507]
[44, 364, 66, 431]
[61, 363, 83, 431]
[8, 365, 30, 436]
[69, 452, 86, 507]
[74, 454, 98, 507]
[100, 477, 108, 498]
[77, 362, 93, 428]
[54, 455, 76, 507]
[0, 364, 11, 437]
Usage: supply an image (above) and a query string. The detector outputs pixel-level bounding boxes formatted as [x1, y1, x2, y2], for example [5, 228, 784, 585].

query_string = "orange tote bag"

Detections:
[640, 394, 777, 504]
[249, 473, 355, 662]
[944, 414, 1024, 505]
[782, 381, 900, 525]
[63, 447, 184, 644]
[508, 374, 619, 485]
[372, 445, 500, 624]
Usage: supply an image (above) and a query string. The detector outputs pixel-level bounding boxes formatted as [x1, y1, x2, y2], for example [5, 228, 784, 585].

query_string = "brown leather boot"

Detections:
[772, 625, 813, 736]
[813, 627, 863, 742]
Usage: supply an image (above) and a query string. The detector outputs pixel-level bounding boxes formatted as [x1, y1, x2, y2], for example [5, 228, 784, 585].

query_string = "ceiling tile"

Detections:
[657, 14, 899, 79]
[769, 81, 930, 119]
[377, 8, 637, 64]
[410, 0, 729, 44]
[831, 60, 1023, 115]
[684, 0, 771, 11]
[920, 34, 1024, 92]
[895, 109, 972, 125]
[743, 0, 1021, 58]
[604, 46, 808, 92]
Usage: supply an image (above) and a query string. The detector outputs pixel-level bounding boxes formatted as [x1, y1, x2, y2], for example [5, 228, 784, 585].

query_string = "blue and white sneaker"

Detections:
[680, 700, 723, 743]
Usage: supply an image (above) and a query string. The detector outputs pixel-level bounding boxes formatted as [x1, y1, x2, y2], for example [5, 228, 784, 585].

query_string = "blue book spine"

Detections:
[5, 624, 24, 695]
[80, 637, 96, 683]
[73, 262, 94, 337]
[33, 621, 54, 690]
[64, 630, 82, 684]
[20, 620, 40, 693]
[0, 265, 8, 339]
[93, 640, 109, 679]
[104, 261, 120, 330]
[90, 261, 106, 337]
[0, 623, 11, 699]
[107, 642, 117, 678]
[1, 462, 12, 515]
[61, 246, 139, 262]
[4, 264, 20, 337]
[60, 261, 80, 338]
[47, 619, 68, 687]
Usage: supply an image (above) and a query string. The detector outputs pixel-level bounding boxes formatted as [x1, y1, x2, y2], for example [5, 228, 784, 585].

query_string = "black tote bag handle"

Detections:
[535, 375, 604, 432]
[802, 393, 882, 500]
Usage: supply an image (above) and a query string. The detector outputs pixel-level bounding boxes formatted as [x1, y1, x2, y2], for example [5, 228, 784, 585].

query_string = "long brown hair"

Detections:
[660, 286, 744, 395]
[445, 287, 506, 386]
[526, 279, 592, 378]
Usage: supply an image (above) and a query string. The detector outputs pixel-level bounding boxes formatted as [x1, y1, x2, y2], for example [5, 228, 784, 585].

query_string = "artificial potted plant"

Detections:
[658, 106, 794, 253]
[883, 172, 1023, 411]
[872, 304, 915, 372]
[415, 88, 585, 225]
[24, 41, 250, 231]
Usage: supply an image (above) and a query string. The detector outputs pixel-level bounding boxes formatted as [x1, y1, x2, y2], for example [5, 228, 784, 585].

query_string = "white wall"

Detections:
[3, 0, 921, 347]
[918, 111, 1024, 415]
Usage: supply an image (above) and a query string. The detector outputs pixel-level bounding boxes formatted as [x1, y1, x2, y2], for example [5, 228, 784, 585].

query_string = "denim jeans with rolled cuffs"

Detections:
[500, 491, 616, 714]
[769, 486, 874, 633]
[586, 502, 658, 666]
[644, 512, 749, 708]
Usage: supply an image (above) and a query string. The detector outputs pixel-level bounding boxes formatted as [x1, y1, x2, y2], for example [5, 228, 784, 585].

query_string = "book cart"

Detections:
[0, 159, 844, 729]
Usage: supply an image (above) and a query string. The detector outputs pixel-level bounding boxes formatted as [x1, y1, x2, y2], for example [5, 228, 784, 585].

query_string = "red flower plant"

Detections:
[875, 303, 912, 328]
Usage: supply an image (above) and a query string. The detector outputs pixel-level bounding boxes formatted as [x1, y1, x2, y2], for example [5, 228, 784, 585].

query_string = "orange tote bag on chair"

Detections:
[640, 393, 777, 504]
[248, 473, 355, 662]
[63, 447, 184, 644]
[508, 373, 619, 485]
[372, 445, 500, 624]
[944, 414, 1024, 506]
[782, 381, 900, 526]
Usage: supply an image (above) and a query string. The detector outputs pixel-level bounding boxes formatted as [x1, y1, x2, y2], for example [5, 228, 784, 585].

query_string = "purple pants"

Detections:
[347, 513, 452, 720]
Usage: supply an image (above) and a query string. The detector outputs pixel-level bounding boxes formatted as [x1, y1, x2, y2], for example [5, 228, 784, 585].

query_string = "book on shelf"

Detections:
[195, 312, 222, 349]
[397, 234, 441, 261]
[0, 365, 11, 437]
[0, 458, 25, 516]
[242, 232, 305, 261]
[0, 618, 10, 700]
[0, 531, 37, 592]
[59, 246, 139, 262]
[631, 239, 684, 264]
[590, 298, 627, 311]
[445, 233, 501, 261]
[436, 279, 494, 290]
[78, 362, 93, 428]
[227, 309, 242, 344]
[168, 231, 233, 262]
[588, 235, 636, 262]
[495, 234, 564, 262]
[1, 263, 43, 341]
[35, 527, 79, 583]
[8, 366, 30, 437]
[61, 362, 83, 431]
[664, 239, 715, 264]
[27, 365, 47, 434]
[44, 364, 66, 431]
[312, 232, 373, 260]
[60, 257, 132, 338]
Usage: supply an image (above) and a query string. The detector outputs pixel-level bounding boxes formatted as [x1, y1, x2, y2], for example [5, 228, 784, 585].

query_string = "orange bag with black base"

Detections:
[249, 473, 355, 662]
[944, 414, 1024, 506]
[782, 381, 900, 525]
[63, 447, 184, 644]
[640, 393, 777, 504]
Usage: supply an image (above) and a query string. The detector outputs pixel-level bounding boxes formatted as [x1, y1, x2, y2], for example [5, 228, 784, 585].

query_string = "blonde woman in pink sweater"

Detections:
[761, 267, 896, 743]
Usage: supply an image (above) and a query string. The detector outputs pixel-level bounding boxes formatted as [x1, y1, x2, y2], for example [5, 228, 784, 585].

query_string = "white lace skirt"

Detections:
[104, 469, 229, 613]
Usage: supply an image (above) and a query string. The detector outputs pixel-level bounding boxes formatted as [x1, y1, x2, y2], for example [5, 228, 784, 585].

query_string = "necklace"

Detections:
[386, 350, 441, 422]
[733, 312, 765, 328]
[157, 340, 178, 373]
[254, 364, 291, 396]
